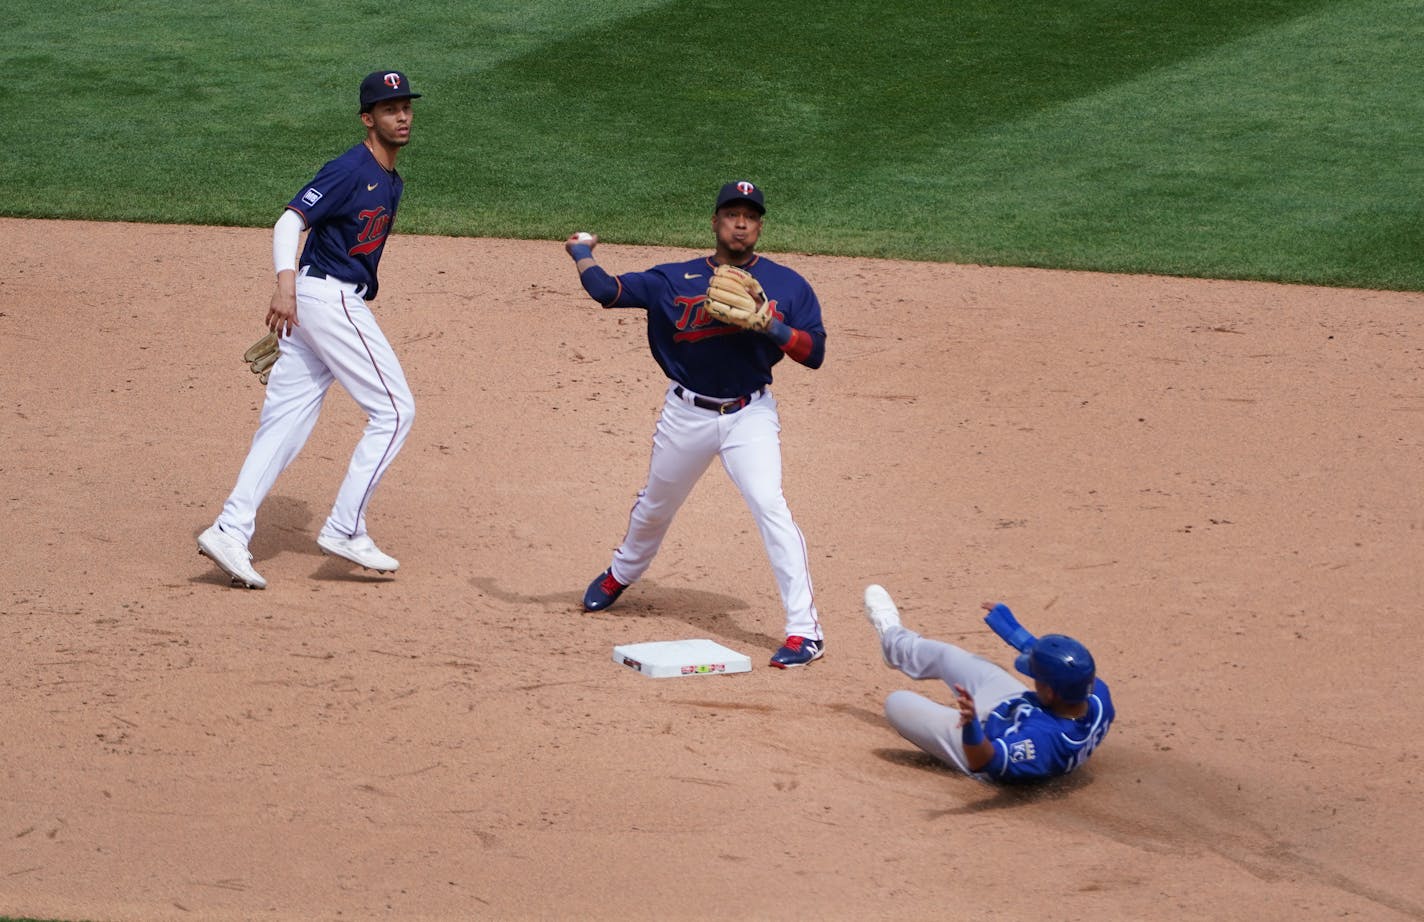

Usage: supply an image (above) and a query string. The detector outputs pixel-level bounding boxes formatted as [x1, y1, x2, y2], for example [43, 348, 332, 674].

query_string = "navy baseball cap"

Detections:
[715, 180, 766, 215]
[360, 70, 421, 112]
[1015, 634, 1096, 702]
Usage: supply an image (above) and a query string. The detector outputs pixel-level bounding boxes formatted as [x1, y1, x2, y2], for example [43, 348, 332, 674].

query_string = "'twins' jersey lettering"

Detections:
[350, 207, 392, 257]
[286, 142, 404, 300]
[603, 253, 825, 398]
[672, 294, 783, 343]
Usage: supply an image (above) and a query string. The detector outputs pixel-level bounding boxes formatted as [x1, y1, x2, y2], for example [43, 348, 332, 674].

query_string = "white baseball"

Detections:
[574, 232, 594, 243]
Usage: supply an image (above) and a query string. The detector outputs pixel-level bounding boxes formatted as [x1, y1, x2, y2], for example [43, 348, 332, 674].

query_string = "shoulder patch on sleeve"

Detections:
[301, 187, 323, 207]
[1008, 739, 1038, 763]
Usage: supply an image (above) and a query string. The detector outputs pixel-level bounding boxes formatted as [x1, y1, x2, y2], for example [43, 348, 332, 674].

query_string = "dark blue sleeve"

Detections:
[611, 268, 665, 308]
[579, 266, 666, 309]
[578, 263, 621, 305]
[286, 156, 357, 229]
[780, 279, 826, 368]
[806, 335, 826, 368]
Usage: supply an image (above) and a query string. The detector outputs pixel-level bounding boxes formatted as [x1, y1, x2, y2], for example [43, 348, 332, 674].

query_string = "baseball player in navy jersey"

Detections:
[863, 585, 1115, 782]
[197, 70, 421, 589]
[564, 181, 828, 668]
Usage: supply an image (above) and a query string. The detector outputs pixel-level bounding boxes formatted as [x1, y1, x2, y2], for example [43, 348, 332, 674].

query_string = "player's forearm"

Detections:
[569, 244, 621, 305]
[272, 208, 303, 275]
[964, 741, 994, 772]
[960, 718, 995, 772]
[765, 318, 824, 368]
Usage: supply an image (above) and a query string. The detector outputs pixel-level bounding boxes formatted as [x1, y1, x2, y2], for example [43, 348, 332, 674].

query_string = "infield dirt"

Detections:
[2, 217, 1422, 921]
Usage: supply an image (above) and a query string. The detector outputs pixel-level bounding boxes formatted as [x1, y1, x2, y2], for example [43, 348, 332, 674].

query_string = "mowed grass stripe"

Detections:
[6, 1, 674, 222]
[423, 0, 1336, 238]
[860, 0, 1424, 286]
[4, 0, 1421, 289]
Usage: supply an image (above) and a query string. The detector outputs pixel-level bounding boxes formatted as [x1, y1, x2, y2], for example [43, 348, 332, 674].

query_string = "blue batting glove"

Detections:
[983, 603, 1037, 652]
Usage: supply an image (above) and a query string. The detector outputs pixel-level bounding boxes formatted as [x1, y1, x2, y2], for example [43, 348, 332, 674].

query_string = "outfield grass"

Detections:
[5, 1, 1422, 286]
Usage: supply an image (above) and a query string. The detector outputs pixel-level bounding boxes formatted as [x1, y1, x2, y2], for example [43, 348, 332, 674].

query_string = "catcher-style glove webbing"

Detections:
[704, 264, 772, 332]
[243, 330, 280, 385]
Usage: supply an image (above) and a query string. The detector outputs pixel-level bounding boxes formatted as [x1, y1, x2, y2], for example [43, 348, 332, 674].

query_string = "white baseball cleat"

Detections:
[864, 584, 902, 667]
[197, 524, 267, 590]
[317, 533, 399, 573]
[863, 584, 902, 637]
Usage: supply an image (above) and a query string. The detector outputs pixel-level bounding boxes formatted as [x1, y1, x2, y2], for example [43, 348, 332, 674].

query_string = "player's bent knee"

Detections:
[371, 394, 415, 432]
[739, 488, 788, 519]
[884, 688, 930, 721]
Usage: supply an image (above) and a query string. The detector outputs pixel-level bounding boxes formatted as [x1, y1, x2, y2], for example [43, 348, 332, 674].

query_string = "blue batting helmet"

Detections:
[1015, 634, 1095, 702]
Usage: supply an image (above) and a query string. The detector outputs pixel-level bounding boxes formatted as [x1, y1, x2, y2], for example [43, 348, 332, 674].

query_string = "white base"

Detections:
[613, 638, 752, 678]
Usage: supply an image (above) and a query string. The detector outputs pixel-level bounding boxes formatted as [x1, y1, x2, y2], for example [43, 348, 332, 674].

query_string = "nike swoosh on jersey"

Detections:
[367, 183, 379, 191]
[684, 272, 703, 279]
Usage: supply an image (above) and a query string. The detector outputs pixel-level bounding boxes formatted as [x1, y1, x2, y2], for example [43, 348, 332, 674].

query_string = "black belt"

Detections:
[300, 266, 367, 295]
[674, 385, 764, 415]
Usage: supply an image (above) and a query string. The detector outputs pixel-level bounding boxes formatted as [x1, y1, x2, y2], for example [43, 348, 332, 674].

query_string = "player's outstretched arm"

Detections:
[982, 601, 1037, 652]
[564, 232, 620, 305]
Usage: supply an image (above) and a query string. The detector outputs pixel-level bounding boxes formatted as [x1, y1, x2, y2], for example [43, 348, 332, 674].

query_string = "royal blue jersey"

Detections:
[602, 254, 826, 398]
[285, 143, 403, 299]
[980, 678, 1115, 782]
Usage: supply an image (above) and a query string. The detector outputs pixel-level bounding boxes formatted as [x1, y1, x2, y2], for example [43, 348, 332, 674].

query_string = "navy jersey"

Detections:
[604, 254, 826, 398]
[981, 678, 1115, 782]
[285, 143, 403, 299]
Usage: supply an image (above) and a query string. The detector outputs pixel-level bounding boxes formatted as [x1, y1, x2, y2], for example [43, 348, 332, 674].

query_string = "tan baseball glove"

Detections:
[704, 265, 772, 332]
[243, 330, 279, 385]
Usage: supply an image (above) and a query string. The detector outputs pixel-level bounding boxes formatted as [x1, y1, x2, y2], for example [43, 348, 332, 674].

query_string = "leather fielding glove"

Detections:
[704, 265, 772, 332]
[243, 330, 280, 385]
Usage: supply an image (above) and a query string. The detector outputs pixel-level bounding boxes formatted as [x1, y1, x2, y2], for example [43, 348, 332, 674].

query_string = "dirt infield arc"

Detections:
[2, 217, 1422, 921]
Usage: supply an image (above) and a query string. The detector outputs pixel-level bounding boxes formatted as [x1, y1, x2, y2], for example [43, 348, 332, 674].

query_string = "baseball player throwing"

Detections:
[197, 70, 422, 589]
[565, 181, 828, 668]
[863, 585, 1115, 782]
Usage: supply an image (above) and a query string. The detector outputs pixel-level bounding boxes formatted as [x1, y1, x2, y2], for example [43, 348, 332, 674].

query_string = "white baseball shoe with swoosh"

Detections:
[317, 532, 399, 573]
[198, 524, 266, 589]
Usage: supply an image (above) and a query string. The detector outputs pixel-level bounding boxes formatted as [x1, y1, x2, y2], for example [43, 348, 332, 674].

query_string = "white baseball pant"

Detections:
[608, 383, 821, 641]
[216, 273, 414, 545]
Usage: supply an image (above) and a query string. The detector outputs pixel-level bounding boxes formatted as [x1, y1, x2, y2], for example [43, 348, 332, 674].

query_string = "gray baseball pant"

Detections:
[879, 624, 1028, 777]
